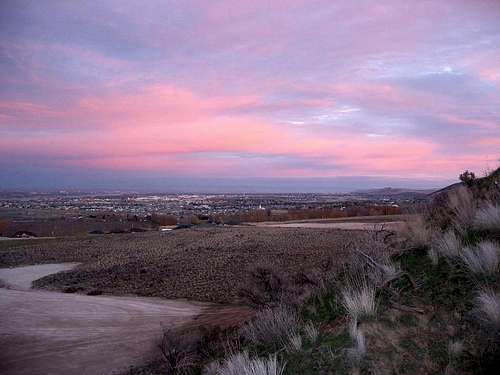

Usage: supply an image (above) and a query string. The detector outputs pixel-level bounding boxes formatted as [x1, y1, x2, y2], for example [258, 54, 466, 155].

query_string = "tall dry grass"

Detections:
[399, 215, 432, 249]
[460, 241, 500, 276]
[447, 186, 476, 234]
[240, 306, 301, 350]
[431, 230, 461, 259]
[474, 203, 500, 231]
[205, 351, 285, 375]
[341, 276, 377, 320]
[347, 320, 366, 363]
[476, 288, 500, 328]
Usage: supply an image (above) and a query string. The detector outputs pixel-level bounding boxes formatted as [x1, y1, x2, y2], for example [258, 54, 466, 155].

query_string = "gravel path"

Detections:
[0, 263, 207, 375]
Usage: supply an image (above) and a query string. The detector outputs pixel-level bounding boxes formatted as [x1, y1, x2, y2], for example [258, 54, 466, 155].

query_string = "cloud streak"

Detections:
[0, 0, 499, 189]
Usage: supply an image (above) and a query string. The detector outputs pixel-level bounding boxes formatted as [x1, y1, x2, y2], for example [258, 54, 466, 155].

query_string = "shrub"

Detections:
[460, 241, 499, 276]
[206, 351, 285, 375]
[239, 266, 287, 307]
[459, 170, 476, 187]
[0, 218, 8, 236]
[341, 277, 376, 320]
[474, 203, 500, 231]
[159, 328, 200, 374]
[476, 288, 500, 328]
[240, 306, 301, 350]
[151, 213, 178, 226]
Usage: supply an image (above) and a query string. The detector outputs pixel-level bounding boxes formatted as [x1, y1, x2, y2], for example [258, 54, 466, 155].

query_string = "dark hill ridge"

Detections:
[428, 166, 500, 200]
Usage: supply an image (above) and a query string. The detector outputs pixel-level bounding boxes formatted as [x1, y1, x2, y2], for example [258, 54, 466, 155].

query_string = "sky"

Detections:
[0, 0, 499, 192]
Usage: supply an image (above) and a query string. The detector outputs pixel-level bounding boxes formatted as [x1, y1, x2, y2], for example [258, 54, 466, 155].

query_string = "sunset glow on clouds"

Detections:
[1, 0, 499, 190]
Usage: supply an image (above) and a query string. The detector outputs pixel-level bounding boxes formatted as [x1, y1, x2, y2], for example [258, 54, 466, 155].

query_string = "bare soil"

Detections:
[0, 263, 214, 375]
[0, 226, 363, 303]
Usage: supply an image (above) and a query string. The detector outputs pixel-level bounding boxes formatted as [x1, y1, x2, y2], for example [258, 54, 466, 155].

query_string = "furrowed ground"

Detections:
[0, 226, 364, 303]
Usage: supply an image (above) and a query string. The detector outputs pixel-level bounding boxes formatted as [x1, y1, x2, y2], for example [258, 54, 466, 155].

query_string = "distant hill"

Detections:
[352, 187, 437, 201]
[428, 166, 499, 202]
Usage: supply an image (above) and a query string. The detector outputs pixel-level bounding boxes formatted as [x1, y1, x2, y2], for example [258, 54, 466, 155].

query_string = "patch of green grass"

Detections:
[321, 332, 351, 349]
[302, 286, 344, 323]
[397, 250, 475, 311]
[399, 337, 425, 361]
[397, 313, 418, 327]
[427, 337, 448, 370]
[283, 332, 351, 375]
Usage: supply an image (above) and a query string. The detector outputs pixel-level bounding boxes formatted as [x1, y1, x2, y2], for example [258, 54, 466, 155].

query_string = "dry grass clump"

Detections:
[474, 203, 500, 231]
[347, 321, 366, 363]
[476, 288, 500, 327]
[286, 332, 302, 352]
[444, 340, 464, 375]
[303, 321, 319, 343]
[341, 276, 377, 320]
[205, 351, 285, 375]
[460, 241, 500, 276]
[399, 215, 432, 249]
[240, 306, 301, 350]
[431, 230, 461, 260]
[447, 186, 476, 234]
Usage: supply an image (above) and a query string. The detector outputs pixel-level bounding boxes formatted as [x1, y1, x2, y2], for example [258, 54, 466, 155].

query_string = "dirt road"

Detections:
[253, 221, 404, 231]
[0, 263, 207, 375]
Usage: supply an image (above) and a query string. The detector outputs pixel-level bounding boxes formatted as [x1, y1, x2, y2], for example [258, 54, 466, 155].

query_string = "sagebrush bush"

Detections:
[206, 351, 285, 375]
[460, 241, 499, 276]
[240, 306, 301, 350]
[239, 266, 288, 307]
[474, 203, 500, 231]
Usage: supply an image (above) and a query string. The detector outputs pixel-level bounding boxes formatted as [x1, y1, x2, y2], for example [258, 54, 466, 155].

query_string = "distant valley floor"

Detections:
[0, 226, 368, 303]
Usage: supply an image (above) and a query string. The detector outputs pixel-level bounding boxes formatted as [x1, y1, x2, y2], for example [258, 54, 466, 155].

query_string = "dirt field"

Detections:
[0, 227, 363, 303]
[0, 263, 217, 375]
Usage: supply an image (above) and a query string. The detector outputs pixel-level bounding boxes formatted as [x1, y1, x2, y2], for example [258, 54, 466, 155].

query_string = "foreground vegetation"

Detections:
[138, 168, 499, 374]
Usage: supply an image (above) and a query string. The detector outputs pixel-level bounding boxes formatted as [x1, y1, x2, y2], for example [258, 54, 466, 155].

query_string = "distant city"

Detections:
[0, 188, 433, 217]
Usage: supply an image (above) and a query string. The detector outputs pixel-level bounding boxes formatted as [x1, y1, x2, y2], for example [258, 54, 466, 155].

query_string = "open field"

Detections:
[0, 227, 364, 303]
[249, 214, 408, 230]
